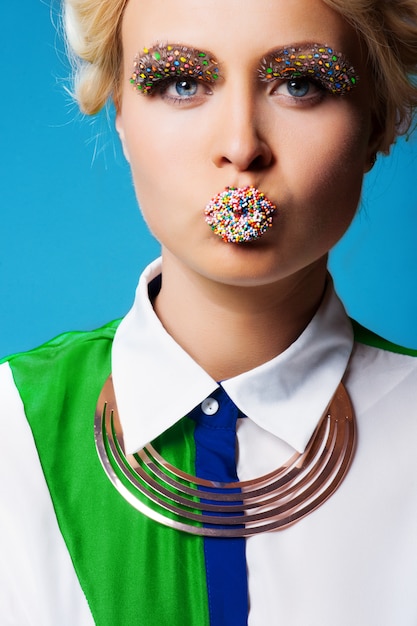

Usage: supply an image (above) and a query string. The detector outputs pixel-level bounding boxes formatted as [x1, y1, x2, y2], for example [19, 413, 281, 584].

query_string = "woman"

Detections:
[1, 0, 417, 624]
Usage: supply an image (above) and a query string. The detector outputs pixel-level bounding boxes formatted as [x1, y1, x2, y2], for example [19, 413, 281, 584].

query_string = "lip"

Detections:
[204, 185, 277, 244]
[210, 181, 276, 206]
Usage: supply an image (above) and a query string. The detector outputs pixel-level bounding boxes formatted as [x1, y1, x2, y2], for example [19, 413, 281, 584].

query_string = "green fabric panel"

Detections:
[8, 322, 209, 626]
[126, 420, 203, 526]
[351, 319, 417, 357]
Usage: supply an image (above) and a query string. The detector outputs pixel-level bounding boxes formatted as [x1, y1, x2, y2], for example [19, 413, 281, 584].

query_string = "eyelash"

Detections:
[149, 74, 324, 108]
[266, 74, 336, 102]
[272, 75, 326, 100]
[148, 76, 212, 104]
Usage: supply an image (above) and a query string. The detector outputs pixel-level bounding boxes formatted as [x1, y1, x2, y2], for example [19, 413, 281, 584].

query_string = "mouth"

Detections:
[204, 186, 277, 244]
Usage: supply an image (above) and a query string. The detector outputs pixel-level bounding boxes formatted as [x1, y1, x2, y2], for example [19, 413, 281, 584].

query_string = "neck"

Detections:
[153, 252, 328, 381]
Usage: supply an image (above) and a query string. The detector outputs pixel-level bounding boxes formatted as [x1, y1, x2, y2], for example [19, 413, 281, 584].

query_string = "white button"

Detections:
[201, 397, 219, 416]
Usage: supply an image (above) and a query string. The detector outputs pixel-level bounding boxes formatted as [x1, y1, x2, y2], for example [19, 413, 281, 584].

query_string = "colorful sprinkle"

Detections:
[259, 44, 358, 95]
[131, 44, 219, 95]
[204, 186, 277, 244]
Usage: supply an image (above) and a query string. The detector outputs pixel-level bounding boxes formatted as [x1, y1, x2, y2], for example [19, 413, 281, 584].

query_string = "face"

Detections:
[117, 0, 377, 288]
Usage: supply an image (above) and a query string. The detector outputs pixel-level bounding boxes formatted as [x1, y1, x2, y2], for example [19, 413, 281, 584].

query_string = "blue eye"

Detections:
[155, 75, 213, 106]
[171, 79, 198, 97]
[286, 78, 311, 97]
[271, 76, 323, 103]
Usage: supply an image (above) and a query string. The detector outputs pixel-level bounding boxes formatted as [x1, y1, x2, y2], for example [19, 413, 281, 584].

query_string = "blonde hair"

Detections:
[64, 0, 417, 152]
[323, 0, 417, 153]
[64, 0, 128, 114]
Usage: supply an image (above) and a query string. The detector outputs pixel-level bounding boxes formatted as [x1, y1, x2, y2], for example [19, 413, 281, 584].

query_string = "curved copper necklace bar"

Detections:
[94, 375, 355, 536]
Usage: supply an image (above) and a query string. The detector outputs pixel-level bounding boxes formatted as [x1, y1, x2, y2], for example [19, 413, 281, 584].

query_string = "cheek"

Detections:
[285, 106, 369, 205]
[278, 107, 369, 254]
[122, 101, 200, 190]
[118, 101, 199, 241]
[120, 105, 171, 196]
[119, 97, 216, 236]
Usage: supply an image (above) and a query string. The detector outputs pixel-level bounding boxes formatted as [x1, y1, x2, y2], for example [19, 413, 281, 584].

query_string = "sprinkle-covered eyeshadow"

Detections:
[259, 44, 358, 95]
[205, 186, 276, 244]
[131, 44, 220, 95]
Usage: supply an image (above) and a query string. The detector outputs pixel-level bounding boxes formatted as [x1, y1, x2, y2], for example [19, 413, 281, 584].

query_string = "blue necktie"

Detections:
[189, 386, 249, 626]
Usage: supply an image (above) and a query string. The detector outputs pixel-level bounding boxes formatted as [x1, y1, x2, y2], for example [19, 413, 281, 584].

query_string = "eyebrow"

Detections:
[130, 43, 220, 95]
[259, 42, 359, 95]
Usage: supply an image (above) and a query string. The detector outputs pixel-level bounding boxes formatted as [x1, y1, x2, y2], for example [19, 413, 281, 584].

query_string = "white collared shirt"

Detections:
[112, 258, 353, 457]
[1, 258, 417, 625]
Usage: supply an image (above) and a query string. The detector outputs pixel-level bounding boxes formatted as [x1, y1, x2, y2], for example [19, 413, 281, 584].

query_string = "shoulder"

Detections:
[0, 319, 122, 423]
[346, 319, 417, 424]
[351, 319, 417, 358]
[349, 319, 417, 385]
[1, 319, 121, 378]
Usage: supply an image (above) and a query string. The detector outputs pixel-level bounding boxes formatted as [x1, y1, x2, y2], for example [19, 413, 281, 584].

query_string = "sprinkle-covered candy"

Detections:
[131, 44, 219, 95]
[205, 186, 277, 244]
[259, 44, 358, 95]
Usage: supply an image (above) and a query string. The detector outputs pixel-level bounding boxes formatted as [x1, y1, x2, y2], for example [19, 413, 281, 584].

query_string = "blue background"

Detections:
[1, 0, 417, 358]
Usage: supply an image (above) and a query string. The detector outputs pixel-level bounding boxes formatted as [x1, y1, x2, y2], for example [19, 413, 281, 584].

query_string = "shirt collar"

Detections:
[112, 258, 353, 454]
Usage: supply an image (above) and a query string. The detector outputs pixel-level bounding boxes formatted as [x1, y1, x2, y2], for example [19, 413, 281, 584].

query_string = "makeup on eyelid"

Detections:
[130, 44, 219, 95]
[259, 44, 358, 95]
[130, 42, 358, 99]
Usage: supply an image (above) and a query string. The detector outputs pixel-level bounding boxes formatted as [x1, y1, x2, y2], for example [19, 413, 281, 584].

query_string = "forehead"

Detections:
[121, 0, 361, 66]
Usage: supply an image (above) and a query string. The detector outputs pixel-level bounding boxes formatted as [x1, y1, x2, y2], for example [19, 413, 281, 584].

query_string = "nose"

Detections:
[211, 87, 273, 172]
